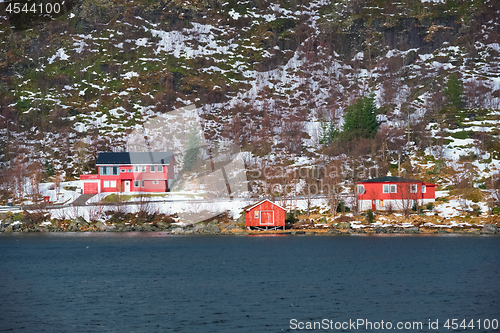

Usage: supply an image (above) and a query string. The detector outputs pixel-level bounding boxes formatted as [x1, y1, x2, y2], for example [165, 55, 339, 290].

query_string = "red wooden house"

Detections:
[80, 152, 175, 194]
[356, 176, 437, 212]
[245, 199, 286, 230]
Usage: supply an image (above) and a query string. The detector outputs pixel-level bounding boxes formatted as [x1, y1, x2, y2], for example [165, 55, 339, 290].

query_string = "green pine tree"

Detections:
[444, 73, 463, 108]
[183, 124, 202, 172]
[342, 94, 379, 141]
[319, 121, 338, 145]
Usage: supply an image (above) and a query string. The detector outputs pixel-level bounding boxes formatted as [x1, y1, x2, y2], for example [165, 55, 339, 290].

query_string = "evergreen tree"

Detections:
[444, 73, 463, 108]
[319, 121, 338, 145]
[183, 124, 202, 172]
[342, 94, 379, 141]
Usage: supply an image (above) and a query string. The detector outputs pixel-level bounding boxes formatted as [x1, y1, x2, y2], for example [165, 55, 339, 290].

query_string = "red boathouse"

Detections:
[356, 176, 437, 211]
[80, 152, 175, 194]
[245, 199, 286, 230]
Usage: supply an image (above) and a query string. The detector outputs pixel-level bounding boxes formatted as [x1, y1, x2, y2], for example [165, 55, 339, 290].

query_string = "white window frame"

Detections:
[383, 184, 389, 193]
[134, 181, 139, 187]
[134, 166, 139, 172]
[254, 211, 259, 219]
[101, 166, 108, 175]
[410, 184, 417, 193]
[153, 180, 159, 185]
[157, 165, 163, 172]
[141, 166, 146, 172]
[141, 180, 144, 187]
[358, 185, 365, 194]
[422, 185, 426, 193]
[120, 169, 126, 173]
[127, 169, 132, 173]
[390, 184, 397, 193]
[103, 181, 110, 188]
[150, 165, 155, 173]
[110, 180, 117, 188]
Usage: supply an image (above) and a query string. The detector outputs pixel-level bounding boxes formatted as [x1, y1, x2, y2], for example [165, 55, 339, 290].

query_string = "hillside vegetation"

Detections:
[0, 0, 500, 213]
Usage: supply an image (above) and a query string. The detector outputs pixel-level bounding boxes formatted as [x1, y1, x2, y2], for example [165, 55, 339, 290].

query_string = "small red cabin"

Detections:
[245, 199, 286, 230]
[357, 176, 437, 212]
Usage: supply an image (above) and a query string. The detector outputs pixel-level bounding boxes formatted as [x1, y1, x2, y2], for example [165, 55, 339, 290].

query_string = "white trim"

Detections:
[245, 199, 286, 212]
[260, 210, 275, 225]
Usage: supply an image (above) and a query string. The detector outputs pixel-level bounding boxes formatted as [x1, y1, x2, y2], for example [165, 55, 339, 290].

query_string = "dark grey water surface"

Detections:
[0, 233, 499, 332]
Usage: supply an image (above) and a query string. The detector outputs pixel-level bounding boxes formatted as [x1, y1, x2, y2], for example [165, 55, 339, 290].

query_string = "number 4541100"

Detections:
[444, 319, 498, 330]
[6, 2, 61, 14]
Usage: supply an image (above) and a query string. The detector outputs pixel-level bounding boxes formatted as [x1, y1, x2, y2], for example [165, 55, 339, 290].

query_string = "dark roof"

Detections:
[358, 176, 425, 183]
[96, 152, 174, 165]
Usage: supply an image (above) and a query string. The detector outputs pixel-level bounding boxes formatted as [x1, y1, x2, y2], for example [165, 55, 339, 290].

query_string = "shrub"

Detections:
[285, 212, 298, 224]
[471, 204, 482, 217]
[366, 209, 375, 223]
[492, 207, 500, 215]
[426, 202, 434, 211]
[336, 201, 350, 213]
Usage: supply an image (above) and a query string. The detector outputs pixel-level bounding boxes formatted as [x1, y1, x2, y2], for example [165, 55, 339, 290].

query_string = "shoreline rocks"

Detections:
[1, 219, 499, 236]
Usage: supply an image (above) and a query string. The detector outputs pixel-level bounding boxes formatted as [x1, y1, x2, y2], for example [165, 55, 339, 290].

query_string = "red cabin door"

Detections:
[372, 200, 376, 211]
[260, 210, 274, 225]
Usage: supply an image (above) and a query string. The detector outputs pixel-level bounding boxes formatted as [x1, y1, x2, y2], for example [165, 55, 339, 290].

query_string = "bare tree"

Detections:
[397, 181, 419, 219]
[27, 162, 43, 210]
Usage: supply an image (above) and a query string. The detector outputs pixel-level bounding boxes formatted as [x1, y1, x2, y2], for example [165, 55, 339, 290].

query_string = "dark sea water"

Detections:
[0, 233, 499, 333]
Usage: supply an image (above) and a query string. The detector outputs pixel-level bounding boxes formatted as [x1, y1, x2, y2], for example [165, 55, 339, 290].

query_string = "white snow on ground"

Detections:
[48, 48, 69, 64]
[39, 181, 81, 204]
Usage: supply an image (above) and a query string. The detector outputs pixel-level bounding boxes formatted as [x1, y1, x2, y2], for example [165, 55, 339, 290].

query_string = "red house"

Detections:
[357, 176, 437, 212]
[80, 152, 175, 194]
[245, 199, 286, 230]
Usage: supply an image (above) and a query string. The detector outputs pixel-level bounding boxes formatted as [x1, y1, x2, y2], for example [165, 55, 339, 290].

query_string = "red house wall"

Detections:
[245, 201, 285, 227]
[97, 164, 170, 192]
[357, 182, 436, 201]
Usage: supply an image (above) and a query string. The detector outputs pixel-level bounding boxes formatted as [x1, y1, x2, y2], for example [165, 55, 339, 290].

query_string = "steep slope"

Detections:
[0, 0, 499, 183]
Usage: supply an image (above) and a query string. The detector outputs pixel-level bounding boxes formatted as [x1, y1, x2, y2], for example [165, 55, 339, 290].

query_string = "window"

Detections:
[100, 166, 108, 175]
[103, 181, 110, 187]
[383, 184, 389, 193]
[110, 180, 117, 188]
[120, 169, 126, 173]
[150, 165, 155, 172]
[157, 165, 163, 172]
[141, 166, 146, 172]
[410, 184, 417, 193]
[390, 184, 397, 193]
[141, 181, 144, 187]
[254, 211, 259, 218]
[134, 181, 139, 187]
[111, 166, 118, 175]
[422, 185, 426, 193]
[127, 169, 132, 173]
[358, 185, 365, 194]
[134, 166, 139, 172]
[153, 180, 159, 185]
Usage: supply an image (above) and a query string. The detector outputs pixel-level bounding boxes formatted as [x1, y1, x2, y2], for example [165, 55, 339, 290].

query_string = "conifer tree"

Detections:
[444, 73, 464, 108]
[342, 94, 379, 141]
[183, 124, 202, 172]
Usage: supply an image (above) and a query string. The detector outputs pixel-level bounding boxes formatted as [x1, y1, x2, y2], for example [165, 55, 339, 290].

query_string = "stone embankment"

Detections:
[1, 217, 499, 235]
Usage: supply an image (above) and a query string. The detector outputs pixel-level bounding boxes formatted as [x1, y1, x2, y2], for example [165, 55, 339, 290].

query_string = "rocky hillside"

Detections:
[0, 0, 500, 202]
